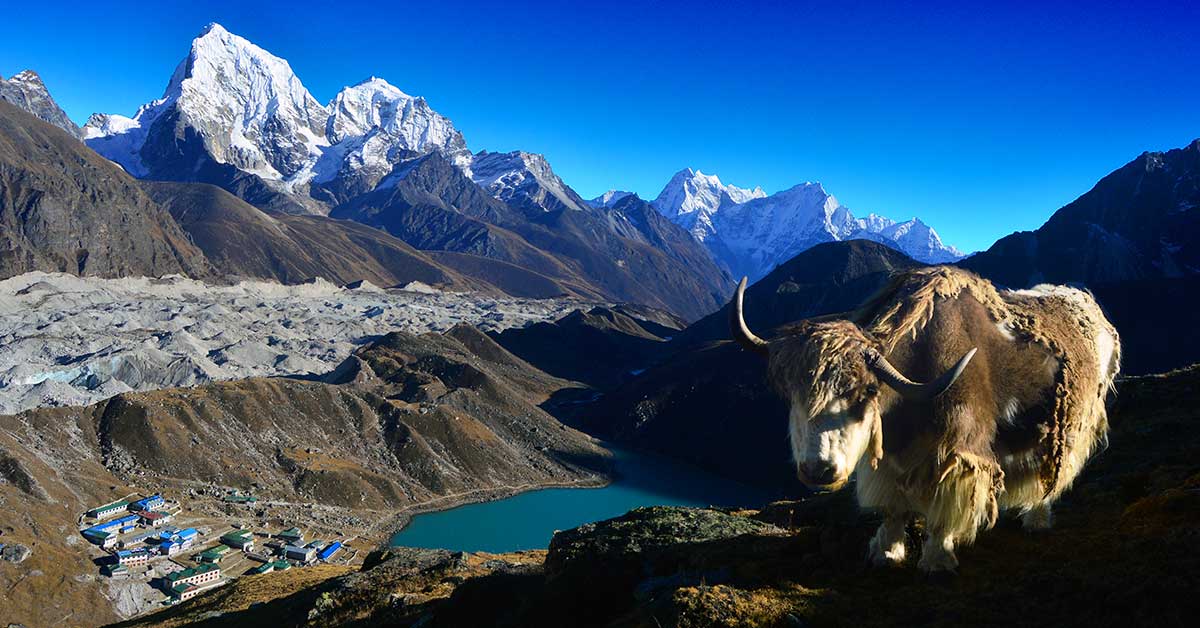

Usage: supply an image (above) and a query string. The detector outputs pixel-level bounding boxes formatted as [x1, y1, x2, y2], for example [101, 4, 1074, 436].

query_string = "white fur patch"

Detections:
[1000, 397, 1021, 425]
[1096, 326, 1116, 382]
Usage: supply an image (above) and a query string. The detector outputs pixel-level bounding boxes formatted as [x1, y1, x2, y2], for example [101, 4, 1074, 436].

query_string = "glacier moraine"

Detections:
[0, 272, 590, 415]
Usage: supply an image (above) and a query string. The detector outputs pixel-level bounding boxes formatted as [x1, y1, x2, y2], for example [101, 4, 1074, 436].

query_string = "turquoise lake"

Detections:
[390, 447, 779, 553]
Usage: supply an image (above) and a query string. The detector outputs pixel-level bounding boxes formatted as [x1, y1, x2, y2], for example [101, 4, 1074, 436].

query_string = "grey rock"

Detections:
[0, 70, 80, 138]
[0, 543, 31, 563]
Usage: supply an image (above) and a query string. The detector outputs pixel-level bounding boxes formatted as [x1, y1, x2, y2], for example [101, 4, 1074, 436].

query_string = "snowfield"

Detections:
[0, 272, 591, 415]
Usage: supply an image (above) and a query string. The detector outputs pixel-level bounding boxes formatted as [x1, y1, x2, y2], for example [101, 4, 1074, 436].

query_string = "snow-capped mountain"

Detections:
[470, 150, 590, 213]
[85, 23, 328, 181]
[84, 24, 469, 207]
[651, 168, 765, 242]
[0, 70, 81, 138]
[320, 77, 471, 184]
[650, 169, 963, 280]
[871, 216, 963, 264]
[587, 190, 635, 209]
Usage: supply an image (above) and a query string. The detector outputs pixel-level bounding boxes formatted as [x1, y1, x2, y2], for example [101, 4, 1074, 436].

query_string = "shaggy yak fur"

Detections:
[748, 267, 1120, 571]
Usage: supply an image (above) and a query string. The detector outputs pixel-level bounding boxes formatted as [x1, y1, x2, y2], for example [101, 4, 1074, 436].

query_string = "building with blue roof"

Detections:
[129, 494, 165, 512]
[88, 514, 139, 533]
[317, 541, 342, 561]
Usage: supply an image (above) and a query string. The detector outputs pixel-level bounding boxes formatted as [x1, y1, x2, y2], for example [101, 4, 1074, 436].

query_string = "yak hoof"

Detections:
[918, 541, 959, 573]
[868, 535, 907, 567]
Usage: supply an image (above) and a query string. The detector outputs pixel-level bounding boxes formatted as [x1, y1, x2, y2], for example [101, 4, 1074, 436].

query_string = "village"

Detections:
[78, 491, 355, 607]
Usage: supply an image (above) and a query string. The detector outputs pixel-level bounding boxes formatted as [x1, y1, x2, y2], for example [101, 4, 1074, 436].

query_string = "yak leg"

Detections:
[868, 515, 908, 566]
[918, 451, 1002, 573]
[1021, 502, 1054, 531]
[918, 532, 958, 572]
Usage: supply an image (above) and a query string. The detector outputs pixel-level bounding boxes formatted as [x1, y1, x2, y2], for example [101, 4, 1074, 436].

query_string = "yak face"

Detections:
[785, 392, 879, 490]
[728, 275, 977, 492]
[767, 323, 882, 490]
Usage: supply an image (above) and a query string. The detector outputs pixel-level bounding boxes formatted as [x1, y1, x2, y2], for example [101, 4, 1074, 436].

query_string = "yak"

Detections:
[730, 267, 1120, 572]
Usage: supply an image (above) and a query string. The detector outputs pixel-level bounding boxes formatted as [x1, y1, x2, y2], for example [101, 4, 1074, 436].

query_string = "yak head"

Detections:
[729, 277, 975, 491]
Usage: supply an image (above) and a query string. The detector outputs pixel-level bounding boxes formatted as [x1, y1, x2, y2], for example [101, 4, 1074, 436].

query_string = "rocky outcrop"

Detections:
[112, 366, 1200, 628]
[0, 70, 80, 138]
[0, 100, 211, 280]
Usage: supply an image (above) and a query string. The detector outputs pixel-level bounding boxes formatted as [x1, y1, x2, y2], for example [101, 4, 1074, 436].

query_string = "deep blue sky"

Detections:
[3, 0, 1197, 252]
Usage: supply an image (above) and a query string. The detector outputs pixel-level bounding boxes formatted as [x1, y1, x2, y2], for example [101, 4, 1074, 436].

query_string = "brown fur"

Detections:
[761, 267, 1120, 565]
[852, 267, 1120, 495]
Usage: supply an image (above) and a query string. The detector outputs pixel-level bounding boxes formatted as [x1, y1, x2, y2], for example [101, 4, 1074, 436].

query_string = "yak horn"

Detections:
[867, 347, 977, 400]
[730, 276, 768, 358]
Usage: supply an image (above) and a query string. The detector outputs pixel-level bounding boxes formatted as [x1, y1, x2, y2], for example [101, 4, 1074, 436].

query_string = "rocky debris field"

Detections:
[0, 272, 591, 414]
[113, 366, 1200, 628]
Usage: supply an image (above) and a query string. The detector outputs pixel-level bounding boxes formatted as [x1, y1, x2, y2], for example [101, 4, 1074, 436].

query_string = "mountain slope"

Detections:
[123, 362, 1200, 628]
[462, 153, 734, 318]
[0, 99, 210, 279]
[673, 239, 924, 347]
[961, 139, 1200, 286]
[471, 150, 592, 214]
[335, 153, 732, 319]
[0, 70, 81, 138]
[139, 180, 490, 290]
[330, 153, 587, 283]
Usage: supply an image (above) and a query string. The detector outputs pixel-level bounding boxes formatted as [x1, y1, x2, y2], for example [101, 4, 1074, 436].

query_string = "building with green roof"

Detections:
[198, 545, 231, 563]
[163, 563, 220, 589]
[87, 499, 130, 520]
[220, 529, 255, 550]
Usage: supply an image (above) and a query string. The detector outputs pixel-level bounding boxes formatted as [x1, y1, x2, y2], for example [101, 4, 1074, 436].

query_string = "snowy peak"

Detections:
[873, 217, 964, 263]
[167, 22, 329, 179]
[82, 113, 138, 139]
[84, 22, 329, 181]
[647, 169, 964, 280]
[652, 168, 765, 219]
[85, 23, 472, 191]
[326, 76, 470, 171]
[857, 212, 896, 233]
[588, 190, 636, 209]
[328, 77, 414, 142]
[0, 69, 81, 138]
[651, 168, 766, 242]
[470, 150, 589, 213]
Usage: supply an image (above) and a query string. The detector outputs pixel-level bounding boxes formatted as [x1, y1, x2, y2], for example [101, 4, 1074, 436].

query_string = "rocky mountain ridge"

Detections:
[0, 69, 81, 137]
[0, 99, 211, 280]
